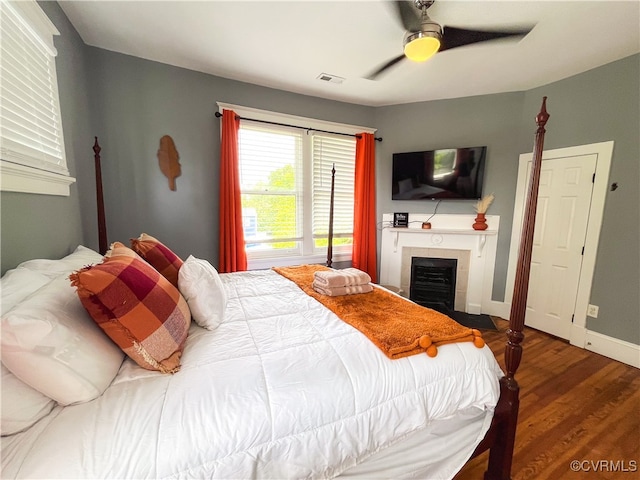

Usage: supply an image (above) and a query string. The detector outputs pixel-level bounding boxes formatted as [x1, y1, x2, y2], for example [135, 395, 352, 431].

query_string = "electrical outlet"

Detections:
[587, 304, 599, 318]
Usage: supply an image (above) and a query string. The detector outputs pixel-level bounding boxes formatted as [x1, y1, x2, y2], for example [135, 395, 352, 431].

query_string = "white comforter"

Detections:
[2, 270, 502, 479]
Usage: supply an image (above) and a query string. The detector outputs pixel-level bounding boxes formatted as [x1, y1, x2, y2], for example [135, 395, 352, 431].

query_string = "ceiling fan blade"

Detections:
[393, 1, 421, 32]
[366, 54, 407, 80]
[440, 26, 532, 52]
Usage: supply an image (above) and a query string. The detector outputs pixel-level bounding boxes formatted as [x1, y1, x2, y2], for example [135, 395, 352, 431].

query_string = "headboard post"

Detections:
[93, 137, 108, 255]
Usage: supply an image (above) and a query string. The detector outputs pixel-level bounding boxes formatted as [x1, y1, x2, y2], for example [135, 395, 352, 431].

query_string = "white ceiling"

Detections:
[59, 0, 640, 107]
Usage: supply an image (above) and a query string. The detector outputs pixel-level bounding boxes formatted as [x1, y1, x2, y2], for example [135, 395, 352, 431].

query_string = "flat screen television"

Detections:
[392, 146, 487, 200]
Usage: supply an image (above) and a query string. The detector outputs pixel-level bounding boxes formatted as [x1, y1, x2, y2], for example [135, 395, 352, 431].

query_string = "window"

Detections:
[0, 0, 75, 196]
[220, 103, 373, 269]
[239, 124, 304, 258]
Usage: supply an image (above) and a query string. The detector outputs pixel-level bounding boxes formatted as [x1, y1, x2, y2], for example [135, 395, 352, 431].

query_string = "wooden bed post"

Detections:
[480, 97, 549, 480]
[326, 163, 336, 268]
[505, 99, 549, 383]
[93, 137, 108, 255]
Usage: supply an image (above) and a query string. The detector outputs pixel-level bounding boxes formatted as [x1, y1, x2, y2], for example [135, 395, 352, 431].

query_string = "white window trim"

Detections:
[217, 102, 376, 137]
[217, 102, 376, 269]
[248, 251, 353, 271]
[0, 161, 75, 196]
[0, 0, 75, 196]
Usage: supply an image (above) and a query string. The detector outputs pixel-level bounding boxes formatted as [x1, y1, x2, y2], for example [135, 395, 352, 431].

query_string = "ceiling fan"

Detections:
[367, 0, 533, 79]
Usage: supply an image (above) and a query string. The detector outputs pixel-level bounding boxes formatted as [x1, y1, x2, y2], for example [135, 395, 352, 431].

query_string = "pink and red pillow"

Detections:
[130, 233, 183, 287]
[70, 242, 190, 373]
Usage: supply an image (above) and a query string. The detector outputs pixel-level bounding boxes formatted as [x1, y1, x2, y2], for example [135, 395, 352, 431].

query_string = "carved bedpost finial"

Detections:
[93, 136, 101, 155]
[536, 96, 549, 128]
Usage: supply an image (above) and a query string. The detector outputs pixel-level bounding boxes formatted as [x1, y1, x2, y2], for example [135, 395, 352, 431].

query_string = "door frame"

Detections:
[504, 141, 613, 347]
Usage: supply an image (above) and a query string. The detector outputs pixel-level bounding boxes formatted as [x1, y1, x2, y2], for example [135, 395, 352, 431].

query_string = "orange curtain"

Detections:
[218, 109, 247, 273]
[353, 132, 377, 282]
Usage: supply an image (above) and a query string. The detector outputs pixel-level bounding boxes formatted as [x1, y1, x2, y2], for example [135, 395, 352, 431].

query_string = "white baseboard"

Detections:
[488, 304, 639, 368]
[582, 330, 640, 368]
[467, 303, 482, 315]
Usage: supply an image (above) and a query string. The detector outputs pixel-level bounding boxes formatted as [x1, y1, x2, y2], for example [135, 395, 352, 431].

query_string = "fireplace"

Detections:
[380, 213, 500, 315]
[410, 257, 457, 314]
[400, 247, 469, 312]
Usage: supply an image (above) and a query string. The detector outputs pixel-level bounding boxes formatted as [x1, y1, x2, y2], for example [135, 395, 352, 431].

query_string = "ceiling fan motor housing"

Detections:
[414, 0, 435, 10]
[404, 18, 442, 45]
[404, 15, 442, 62]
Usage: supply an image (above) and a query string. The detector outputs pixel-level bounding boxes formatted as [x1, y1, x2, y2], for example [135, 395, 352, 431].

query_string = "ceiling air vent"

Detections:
[316, 73, 344, 84]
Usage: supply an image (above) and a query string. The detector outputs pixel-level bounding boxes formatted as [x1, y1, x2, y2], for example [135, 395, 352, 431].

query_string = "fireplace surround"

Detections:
[379, 213, 499, 315]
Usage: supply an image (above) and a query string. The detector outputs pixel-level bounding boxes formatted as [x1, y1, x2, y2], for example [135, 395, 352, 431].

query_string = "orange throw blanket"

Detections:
[273, 265, 485, 359]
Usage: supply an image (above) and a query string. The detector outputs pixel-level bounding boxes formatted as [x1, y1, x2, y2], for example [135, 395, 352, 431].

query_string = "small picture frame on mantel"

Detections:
[393, 212, 409, 228]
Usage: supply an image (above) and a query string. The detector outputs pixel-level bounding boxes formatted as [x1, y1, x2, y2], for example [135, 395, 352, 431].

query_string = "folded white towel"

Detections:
[312, 280, 373, 297]
[313, 268, 372, 288]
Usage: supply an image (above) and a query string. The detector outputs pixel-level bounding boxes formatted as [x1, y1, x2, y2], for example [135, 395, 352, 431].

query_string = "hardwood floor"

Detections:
[455, 318, 640, 480]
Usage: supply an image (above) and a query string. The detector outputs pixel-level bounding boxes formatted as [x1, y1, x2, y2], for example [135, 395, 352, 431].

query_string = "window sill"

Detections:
[0, 160, 76, 196]
[248, 252, 352, 271]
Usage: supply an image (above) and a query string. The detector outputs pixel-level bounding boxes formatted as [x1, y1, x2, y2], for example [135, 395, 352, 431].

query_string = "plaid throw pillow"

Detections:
[130, 233, 183, 287]
[70, 242, 190, 374]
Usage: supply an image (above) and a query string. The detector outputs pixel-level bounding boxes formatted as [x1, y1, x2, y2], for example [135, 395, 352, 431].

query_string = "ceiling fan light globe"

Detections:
[404, 35, 440, 62]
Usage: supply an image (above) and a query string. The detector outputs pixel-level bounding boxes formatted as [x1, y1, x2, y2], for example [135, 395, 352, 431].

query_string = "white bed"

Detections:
[1, 248, 502, 479]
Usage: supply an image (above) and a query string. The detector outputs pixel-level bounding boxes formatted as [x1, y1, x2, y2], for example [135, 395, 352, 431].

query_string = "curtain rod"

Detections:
[215, 111, 382, 142]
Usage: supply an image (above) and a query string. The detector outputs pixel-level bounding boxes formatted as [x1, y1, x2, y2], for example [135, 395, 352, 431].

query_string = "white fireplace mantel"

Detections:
[379, 213, 499, 315]
[386, 227, 496, 258]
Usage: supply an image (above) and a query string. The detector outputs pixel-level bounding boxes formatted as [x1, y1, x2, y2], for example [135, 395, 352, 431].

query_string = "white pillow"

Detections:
[1, 268, 51, 315]
[1, 363, 55, 436]
[1, 276, 124, 405]
[178, 255, 227, 330]
[2, 246, 103, 314]
[15, 245, 103, 279]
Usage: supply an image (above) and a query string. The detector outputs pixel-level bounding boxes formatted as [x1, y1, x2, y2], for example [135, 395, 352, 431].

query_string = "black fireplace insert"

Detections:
[409, 257, 457, 314]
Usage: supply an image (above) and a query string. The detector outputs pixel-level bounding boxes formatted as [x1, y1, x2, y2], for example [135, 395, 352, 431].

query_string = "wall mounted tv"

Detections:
[392, 146, 487, 200]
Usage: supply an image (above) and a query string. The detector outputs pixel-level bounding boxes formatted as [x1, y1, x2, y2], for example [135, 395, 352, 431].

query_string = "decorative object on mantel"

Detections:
[157, 135, 181, 191]
[472, 215, 488, 231]
[393, 212, 409, 227]
[421, 222, 432, 229]
[473, 193, 495, 230]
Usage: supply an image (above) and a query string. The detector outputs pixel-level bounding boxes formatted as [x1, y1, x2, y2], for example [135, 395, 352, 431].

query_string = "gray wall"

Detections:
[0, 1, 92, 274]
[521, 55, 639, 344]
[373, 56, 639, 344]
[2, 3, 637, 346]
[85, 48, 375, 265]
[373, 93, 526, 302]
[374, 56, 639, 344]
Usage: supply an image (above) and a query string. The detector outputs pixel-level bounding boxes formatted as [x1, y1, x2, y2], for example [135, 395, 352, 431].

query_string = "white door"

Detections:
[521, 154, 596, 339]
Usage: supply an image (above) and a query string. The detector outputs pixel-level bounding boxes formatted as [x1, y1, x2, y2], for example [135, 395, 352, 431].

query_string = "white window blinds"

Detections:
[312, 135, 356, 248]
[238, 124, 304, 257]
[0, 0, 73, 195]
